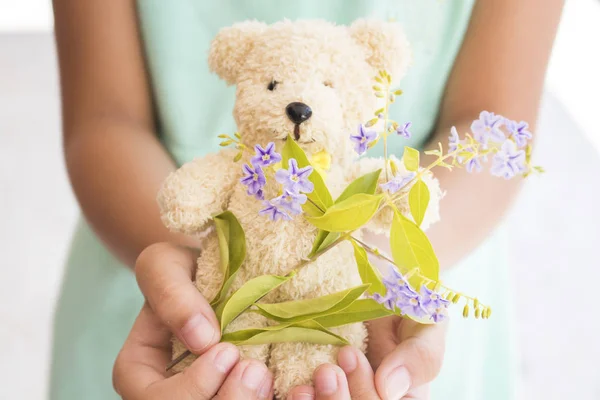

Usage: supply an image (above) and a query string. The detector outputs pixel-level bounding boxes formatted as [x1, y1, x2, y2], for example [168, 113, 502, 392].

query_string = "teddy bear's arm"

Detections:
[347, 156, 443, 236]
[157, 149, 240, 235]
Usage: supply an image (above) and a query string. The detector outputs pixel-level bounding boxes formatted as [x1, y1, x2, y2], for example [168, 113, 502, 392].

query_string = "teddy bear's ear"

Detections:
[349, 19, 412, 81]
[208, 21, 267, 85]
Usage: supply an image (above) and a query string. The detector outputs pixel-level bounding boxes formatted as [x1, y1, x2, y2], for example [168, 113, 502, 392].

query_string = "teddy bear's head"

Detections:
[209, 19, 411, 164]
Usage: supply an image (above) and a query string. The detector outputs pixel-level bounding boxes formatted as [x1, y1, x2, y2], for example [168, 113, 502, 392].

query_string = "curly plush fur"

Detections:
[158, 19, 440, 398]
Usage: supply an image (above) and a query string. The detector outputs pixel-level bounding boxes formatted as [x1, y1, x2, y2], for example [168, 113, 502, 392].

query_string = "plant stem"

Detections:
[382, 83, 391, 182]
[304, 199, 486, 308]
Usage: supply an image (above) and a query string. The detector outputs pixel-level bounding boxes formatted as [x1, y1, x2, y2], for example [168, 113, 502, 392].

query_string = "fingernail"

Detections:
[241, 361, 267, 390]
[180, 313, 216, 352]
[385, 366, 411, 400]
[258, 374, 273, 399]
[288, 391, 315, 400]
[214, 345, 238, 373]
[315, 366, 338, 395]
[338, 347, 358, 374]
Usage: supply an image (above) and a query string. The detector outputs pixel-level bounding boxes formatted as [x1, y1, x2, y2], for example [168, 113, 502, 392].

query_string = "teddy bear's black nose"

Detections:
[286, 102, 312, 125]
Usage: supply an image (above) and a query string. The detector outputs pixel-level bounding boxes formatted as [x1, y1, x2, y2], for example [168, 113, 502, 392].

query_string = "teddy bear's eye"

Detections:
[323, 80, 334, 88]
[268, 80, 279, 91]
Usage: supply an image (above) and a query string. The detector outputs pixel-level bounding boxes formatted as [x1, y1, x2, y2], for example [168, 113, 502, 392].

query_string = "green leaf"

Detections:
[305, 193, 384, 232]
[351, 240, 385, 295]
[403, 147, 420, 172]
[210, 211, 246, 307]
[217, 273, 294, 332]
[336, 169, 382, 203]
[210, 272, 240, 308]
[390, 211, 439, 287]
[315, 299, 393, 328]
[282, 136, 333, 216]
[214, 217, 230, 274]
[255, 284, 370, 323]
[308, 230, 340, 258]
[408, 179, 430, 227]
[308, 170, 382, 257]
[222, 320, 348, 346]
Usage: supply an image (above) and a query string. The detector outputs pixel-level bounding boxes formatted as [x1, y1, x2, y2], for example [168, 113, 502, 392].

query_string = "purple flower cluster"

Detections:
[450, 111, 533, 179]
[371, 266, 450, 323]
[241, 142, 313, 221]
[260, 158, 314, 221]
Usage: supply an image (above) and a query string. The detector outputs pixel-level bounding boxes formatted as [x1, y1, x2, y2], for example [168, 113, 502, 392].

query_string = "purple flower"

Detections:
[372, 292, 395, 311]
[251, 142, 282, 167]
[396, 289, 429, 318]
[259, 200, 291, 221]
[491, 140, 527, 179]
[382, 266, 413, 296]
[471, 111, 504, 145]
[420, 286, 450, 312]
[504, 119, 532, 148]
[241, 163, 266, 198]
[396, 122, 412, 138]
[272, 190, 307, 216]
[380, 171, 416, 194]
[449, 126, 460, 152]
[275, 159, 314, 194]
[430, 307, 448, 323]
[350, 124, 378, 155]
[465, 156, 483, 173]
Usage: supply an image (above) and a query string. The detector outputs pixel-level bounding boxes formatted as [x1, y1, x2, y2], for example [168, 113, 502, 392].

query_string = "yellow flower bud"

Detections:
[473, 298, 479, 309]
[365, 118, 379, 128]
[475, 308, 481, 319]
[452, 293, 461, 304]
[218, 134, 229, 139]
[389, 160, 399, 177]
[463, 305, 469, 318]
[233, 152, 243, 162]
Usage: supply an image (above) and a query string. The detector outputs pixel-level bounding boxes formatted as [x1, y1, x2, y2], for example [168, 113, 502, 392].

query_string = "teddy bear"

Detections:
[157, 19, 441, 398]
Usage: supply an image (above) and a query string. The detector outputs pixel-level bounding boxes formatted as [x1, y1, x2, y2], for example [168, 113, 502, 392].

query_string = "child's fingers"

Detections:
[337, 346, 379, 400]
[214, 359, 274, 400]
[313, 364, 352, 400]
[113, 303, 173, 397]
[135, 242, 220, 354]
[374, 321, 447, 400]
[287, 385, 315, 400]
[154, 342, 240, 400]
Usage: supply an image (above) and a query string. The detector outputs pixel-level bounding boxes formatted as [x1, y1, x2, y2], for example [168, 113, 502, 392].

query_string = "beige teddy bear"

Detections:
[158, 19, 441, 398]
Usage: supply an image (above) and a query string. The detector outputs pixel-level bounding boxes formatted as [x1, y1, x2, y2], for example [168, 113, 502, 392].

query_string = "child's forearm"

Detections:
[64, 120, 198, 268]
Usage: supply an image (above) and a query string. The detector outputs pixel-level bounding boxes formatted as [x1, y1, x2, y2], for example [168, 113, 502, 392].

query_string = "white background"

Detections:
[1, 1, 599, 399]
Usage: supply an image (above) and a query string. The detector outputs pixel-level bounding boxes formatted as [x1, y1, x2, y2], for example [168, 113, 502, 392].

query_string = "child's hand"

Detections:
[113, 242, 274, 399]
[367, 316, 447, 399]
[287, 317, 446, 400]
[287, 346, 380, 400]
